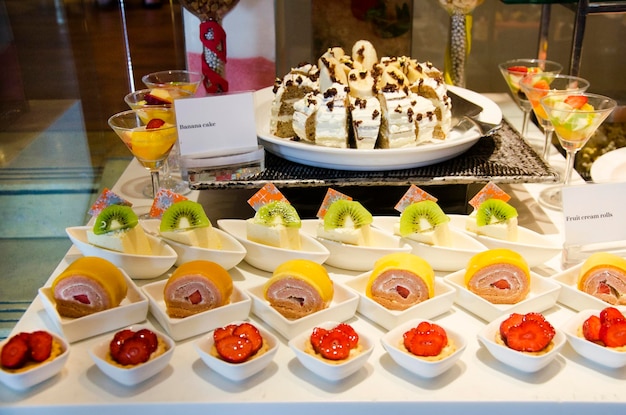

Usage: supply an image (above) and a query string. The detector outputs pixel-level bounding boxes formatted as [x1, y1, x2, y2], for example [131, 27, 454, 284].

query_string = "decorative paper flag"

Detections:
[316, 188, 352, 219]
[394, 185, 437, 213]
[247, 183, 288, 211]
[88, 188, 132, 217]
[149, 189, 188, 219]
[468, 182, 511, 210]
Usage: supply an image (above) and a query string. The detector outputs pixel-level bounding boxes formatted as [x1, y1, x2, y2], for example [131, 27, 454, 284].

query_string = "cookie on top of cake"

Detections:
[269, 39, 452, 149]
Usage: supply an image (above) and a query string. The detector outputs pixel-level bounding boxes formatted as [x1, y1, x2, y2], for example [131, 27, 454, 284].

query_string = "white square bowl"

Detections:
[217, 219, 330, 272]
[380, 318, 467, 378]
[247, 282, 359, 340]
[38, 270, 149, 343]
[194, 320, 279, 382]
[552, 263, 626, 313]
[89, 324, 175, 386]
[300, 219, 412, 272]
[288, 321, 374, 382]
[444, 269, 561, 322]
[561, 309, 626, 369]
[343, 272, 456, 331]
[141, 279, 252, 341]
[141, 219, 246, 270]
[0, 332, 70, 391]
[372, 216, 488, 272]
[477, 313, 566, 373]
[66, 226, 178, 279]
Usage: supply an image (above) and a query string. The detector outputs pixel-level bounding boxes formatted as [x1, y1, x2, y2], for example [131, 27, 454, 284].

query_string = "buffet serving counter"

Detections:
[3, 94, 624, 415]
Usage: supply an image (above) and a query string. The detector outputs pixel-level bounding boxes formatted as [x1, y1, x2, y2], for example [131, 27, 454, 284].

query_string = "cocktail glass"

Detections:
[538, 92, 617, 210]
[498, 59, 563, 137]
[519, 73, 590, 160]
[142, 70, 204, 94]
[108, 108, 178, 202]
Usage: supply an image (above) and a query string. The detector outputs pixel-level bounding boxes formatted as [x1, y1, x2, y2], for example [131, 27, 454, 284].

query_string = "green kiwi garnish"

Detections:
[398, 200, 449, 236]
[255, 201, 301, 228]
[475, 199, 518, 226]
[323, 199, 373, 230]
[93, 205, 138, 235]
[159, 200, 210, 232]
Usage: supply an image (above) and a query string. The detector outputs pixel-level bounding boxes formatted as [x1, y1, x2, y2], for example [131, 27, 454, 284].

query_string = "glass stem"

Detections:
[150, 170, 161, 198]
[542, 127, 554, 160]
[563, 149, 577, 186]
[521, 108, 530, 137]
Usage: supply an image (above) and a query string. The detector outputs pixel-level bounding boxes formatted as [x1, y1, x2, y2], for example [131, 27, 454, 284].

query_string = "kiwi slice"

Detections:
[323, 199, 373, 230]
[475, 199, 518, 226]
[92, 205, 138, 235]
[255, 201, 301, 228]
[398, 200, 449, 236]
[159, 200, 210, 232]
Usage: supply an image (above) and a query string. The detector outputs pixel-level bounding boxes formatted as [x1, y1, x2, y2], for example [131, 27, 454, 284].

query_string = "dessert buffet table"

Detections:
[3, 94, 625, 415]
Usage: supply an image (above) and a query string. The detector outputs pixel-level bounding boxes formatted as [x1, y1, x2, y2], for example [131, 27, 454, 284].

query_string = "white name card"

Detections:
[561, 182, 626, 246]
[174, 92, 258, 158]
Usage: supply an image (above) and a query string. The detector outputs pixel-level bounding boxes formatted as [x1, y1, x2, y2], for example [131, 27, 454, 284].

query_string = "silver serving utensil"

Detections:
[449, 90, 502, 136]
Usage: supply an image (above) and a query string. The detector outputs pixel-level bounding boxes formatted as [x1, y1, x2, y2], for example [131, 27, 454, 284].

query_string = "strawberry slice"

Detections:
[146, 118, 166, 129]
[583, 314, 602, 343]
[28, 330, 53, 362]
[310, 327, 328, 354]
[213, 324, 238, 344]
[499, 313, 525, 339]
[233, 323, 263, 354]
[109, 329, 136, 361]
[317, 330, 351, 360]
[134, 329, 158, 354]
[599, 319, 626, 348]
[504, 319, 553, 352]
[215, 335, 253, 363]
[508, 66, 528, 73]
[600, 306, 625, 324]
[115, 337, 152, 365]
[1, 335, 30, 369]
[334, 323, 359, 349]
[564, 95, 588, 109]
[403, 322, 447, 357]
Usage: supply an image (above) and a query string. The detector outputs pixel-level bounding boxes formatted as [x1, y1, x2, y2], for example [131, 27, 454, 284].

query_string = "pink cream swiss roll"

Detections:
[578, 252, 626, 305]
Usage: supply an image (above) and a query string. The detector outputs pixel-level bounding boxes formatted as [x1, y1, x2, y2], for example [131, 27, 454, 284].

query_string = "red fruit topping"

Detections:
[564, 95, 589, 109]
[500, 312, 555, 353]
[492, 279, 511, 290]
[600, 306, 624, 324]
[317, 330, 351, 361]
[213, 324, 238, 344]
[403, 321, 448, 357]
[508, 66, 528, 73]
[28, 331, 53, 362]
[109, 329, 136, 360]
[73, 294, 90, 304]
[396, 285, 410, 299]
[115, 337, 151, 365]
[134, 329, 158, 354]
[215, 335, 254, 363]
[1, 335, 30, 369]
[334, 323, 359, 349]
[186, 290, 202, 305]
[309, 326, 328, 354]
[599, 319, 626, 348]
[233, 323, 263, 353]
[583, 315, 602, 343]
[146, 118, 166, 129]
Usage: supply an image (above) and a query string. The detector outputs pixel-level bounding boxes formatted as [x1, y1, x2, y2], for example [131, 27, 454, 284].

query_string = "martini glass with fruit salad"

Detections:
[520, 73, 590, 160]
[108, 107, 178, 202]
[498, 59, 563, 137]
[538, 92, 617, 210]
[142, 70, 204, 95]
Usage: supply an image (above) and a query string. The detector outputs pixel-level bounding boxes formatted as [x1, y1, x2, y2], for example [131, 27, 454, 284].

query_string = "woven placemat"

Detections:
[190, 120, 559, 190]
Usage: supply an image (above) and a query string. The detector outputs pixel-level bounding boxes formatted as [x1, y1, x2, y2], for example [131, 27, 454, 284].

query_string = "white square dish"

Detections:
[288, 321, 374, 382]
[89, 324, 175, 386]
[194, 320, 279, 382]
[217, 219, 330, 273]
[380, 318, 467, 378]
[38, 270, 149, 343]
[141, 279, 252, 341]
[247, 282, 359, 340]
[444, 269, 561, 322]
[0, 331, 70, 391]
[343, 272, 456, 331]
[552, 263, 626, 312]
[300, 219, 412, 272]
[477, 313, 566, 373]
